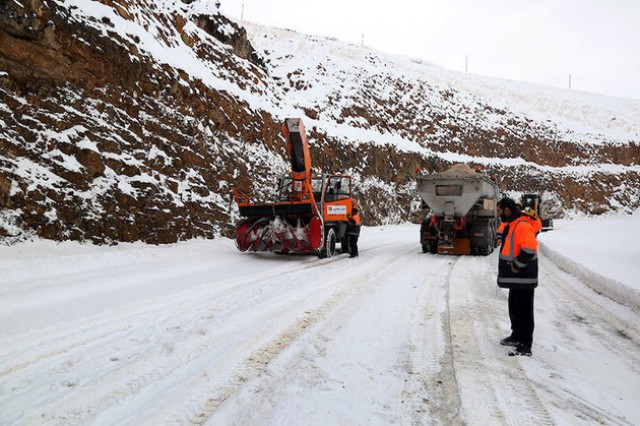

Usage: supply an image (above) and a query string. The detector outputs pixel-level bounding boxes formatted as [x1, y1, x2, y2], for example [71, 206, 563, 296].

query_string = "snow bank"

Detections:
[539, 213, 640, 312]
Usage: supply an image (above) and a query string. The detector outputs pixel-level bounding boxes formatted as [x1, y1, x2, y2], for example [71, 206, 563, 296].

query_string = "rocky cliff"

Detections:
[1, 0, 639, 244]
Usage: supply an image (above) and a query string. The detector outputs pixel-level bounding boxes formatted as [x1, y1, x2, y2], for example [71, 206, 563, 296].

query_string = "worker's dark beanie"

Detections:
[498, 197, 519, 212]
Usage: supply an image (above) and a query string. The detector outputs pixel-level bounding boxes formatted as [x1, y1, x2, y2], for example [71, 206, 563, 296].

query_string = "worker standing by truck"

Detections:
[496, 197, 538, 357]
[346, 202, 361, 258]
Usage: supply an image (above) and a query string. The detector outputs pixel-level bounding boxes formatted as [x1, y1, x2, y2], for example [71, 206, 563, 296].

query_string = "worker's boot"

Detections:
[508, 344, 532, 357]
[500, 335, 518, 347]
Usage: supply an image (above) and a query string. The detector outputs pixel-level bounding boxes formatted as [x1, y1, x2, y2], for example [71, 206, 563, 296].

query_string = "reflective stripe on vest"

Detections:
[514, 248, 537, 267]
[497, 277, 538, 284]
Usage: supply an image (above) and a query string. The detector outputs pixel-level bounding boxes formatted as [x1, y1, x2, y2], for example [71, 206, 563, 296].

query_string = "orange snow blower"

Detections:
[234, 118, 357, 258]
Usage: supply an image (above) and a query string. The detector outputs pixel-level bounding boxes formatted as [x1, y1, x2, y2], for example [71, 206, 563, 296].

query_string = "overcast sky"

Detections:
[219, 0, 640, 100]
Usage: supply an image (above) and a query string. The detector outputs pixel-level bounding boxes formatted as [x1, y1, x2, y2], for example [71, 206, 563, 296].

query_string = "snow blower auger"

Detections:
[234, 118, 357, 258]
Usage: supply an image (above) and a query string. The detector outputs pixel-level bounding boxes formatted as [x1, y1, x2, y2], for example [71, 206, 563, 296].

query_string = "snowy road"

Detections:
[1, 224, 639, 425]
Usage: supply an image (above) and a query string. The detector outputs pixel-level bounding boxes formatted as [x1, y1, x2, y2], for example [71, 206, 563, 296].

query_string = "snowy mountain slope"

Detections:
[245, 23, 640, 216]
[1, 221, 638, 424]
[250, 23, 640, 147]
[1, 0, 639, 245]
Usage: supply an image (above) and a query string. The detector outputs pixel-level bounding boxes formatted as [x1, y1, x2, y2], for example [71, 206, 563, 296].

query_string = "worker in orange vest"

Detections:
[496, 197, 538, 357]
[346, 203, 361, 258]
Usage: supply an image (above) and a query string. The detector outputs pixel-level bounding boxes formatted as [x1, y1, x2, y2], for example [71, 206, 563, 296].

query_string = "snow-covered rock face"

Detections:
[0, 0, 279, 243]
[1, 0, 639, 244]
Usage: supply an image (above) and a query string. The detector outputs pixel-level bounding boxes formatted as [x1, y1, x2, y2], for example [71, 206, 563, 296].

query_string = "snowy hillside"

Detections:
[244, 22, 640, 216]
[1, 0, 639, 245]
[249, 22, 640, 146]
[1, 215, 639, 424]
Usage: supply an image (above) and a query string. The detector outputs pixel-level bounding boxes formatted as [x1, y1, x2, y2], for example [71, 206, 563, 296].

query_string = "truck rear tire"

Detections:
[470, 220, 496, 255]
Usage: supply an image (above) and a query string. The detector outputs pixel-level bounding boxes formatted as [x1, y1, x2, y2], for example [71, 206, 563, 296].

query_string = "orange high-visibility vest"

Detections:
[497, 215, 538, 288]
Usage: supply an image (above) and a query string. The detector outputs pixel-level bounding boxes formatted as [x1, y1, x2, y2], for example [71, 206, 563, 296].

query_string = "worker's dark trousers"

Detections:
[348, 235, 359, 257]
[508, 288, 535, 348]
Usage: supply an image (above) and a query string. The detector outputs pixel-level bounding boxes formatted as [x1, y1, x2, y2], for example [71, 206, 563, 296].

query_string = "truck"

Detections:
[417, 164, 500, 255]
[520, 193, 554, 232]
[233, 118, 357, 258]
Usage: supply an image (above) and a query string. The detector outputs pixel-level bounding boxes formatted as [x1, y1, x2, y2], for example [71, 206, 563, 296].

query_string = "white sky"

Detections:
[220, 0, 640, 100]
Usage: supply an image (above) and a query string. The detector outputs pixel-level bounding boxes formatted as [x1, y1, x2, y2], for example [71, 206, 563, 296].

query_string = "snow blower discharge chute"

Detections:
[233, 118, 357, 258]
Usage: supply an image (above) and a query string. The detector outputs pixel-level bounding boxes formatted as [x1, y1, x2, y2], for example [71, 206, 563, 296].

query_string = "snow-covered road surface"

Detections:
[1, 223, 639, 425]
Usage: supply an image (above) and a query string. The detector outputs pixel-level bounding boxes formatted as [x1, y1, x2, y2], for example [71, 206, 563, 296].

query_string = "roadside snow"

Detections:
[539, 210, 640, 311]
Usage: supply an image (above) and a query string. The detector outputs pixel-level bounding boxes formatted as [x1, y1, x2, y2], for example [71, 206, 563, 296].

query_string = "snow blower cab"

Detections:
[234, 118, 356, 258]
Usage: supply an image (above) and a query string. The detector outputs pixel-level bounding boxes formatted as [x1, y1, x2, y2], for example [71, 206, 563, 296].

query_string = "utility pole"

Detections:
[241, 3, 244, 22]
[465, 55, 468, 73]
[361, 34, 364, 50]
[568, 74, 572, 90]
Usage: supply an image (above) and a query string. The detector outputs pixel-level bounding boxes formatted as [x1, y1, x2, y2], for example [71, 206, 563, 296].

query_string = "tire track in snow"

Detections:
[0, 255, 349, 424]
[184, 244, 434, 424]
[0, 255, 331, 378]
[182, 251, 408, 424]
[99, 259, 360, 423]
[400, 255, 464, 426]
[83, 255, 381, 424]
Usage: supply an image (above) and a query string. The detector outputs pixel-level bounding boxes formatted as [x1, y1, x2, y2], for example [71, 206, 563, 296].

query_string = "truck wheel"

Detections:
[320, 228, 336, 258]
[483, 222, 496, 255]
